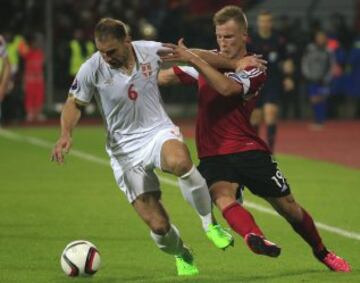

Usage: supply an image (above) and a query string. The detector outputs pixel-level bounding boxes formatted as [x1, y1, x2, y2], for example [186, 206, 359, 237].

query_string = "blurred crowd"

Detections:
[1, 0, 360, 125]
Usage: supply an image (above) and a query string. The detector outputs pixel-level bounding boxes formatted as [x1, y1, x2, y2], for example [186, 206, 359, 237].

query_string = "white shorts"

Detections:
[109, 126, 183, 203]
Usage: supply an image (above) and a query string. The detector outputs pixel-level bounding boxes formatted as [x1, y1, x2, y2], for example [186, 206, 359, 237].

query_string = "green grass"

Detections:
[0, 126, 359, 282]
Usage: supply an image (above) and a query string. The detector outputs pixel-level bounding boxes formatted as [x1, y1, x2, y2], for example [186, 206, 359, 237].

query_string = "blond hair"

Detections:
[213, 6, 248, 31]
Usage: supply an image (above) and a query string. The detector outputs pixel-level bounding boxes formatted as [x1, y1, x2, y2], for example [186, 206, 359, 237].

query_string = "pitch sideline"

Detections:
[1, 128, 359, 241]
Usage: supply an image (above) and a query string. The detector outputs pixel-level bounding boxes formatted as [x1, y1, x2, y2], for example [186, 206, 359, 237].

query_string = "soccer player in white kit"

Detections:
[51, 18, 234, 276]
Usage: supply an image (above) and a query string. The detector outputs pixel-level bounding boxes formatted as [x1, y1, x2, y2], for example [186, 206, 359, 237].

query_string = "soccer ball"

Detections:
[60, 240, 101, 277]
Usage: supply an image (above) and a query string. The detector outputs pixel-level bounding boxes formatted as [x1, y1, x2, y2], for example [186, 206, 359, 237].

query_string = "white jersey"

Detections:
[69, 40, 174, 161]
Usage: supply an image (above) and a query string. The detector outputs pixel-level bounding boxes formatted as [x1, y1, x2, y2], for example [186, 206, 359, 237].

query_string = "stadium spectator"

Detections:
[248, 10, 286, 153]
[0, 31, 26, 124]
[281, 58, 301, 119]
[0, 35, 11, 122]
[51, 17, 234, 276]
[302, 30, 334, 129]
[68, 28, 95, 81]
[348, 34, 360, 117]
[22, 33, 46, 122]
[158, 5, 351, 272]
[277, 15, 304, 119]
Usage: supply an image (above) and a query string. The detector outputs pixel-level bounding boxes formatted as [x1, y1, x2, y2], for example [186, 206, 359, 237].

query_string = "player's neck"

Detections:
[233, 48, 247, 60]
[123, 48, 136, 74]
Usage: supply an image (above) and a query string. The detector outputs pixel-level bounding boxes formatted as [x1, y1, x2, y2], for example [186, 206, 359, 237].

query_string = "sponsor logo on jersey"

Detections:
[140, 63, 152, 78]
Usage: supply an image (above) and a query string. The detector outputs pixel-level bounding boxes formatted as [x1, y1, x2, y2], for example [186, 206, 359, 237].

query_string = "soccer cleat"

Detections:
[245, 233, 281, 257]
[318, 251, 351, 272]
[175, 247, 199, 276]
[206, 224, 234, 250]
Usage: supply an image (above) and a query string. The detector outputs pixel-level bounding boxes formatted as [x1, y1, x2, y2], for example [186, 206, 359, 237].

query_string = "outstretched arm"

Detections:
[161, 39, 243, 96]
[190, 49, 266, 71]
[51, 96, 82, 164]
[158, 68, 181, 86]
[0, 56, 11, 102]
[162, 41, 267, 72]
[188, 53, 242, 96]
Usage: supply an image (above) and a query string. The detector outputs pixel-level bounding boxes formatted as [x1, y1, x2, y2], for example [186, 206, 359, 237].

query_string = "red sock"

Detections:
[222, 202, 263, 238]
[290, 208, 325, 253]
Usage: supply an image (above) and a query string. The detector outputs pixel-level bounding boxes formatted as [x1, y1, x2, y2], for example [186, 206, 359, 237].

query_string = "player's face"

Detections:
[257, 14, 273, 33]
[95, 36, 131, 68]
[216, 19, 246, 59]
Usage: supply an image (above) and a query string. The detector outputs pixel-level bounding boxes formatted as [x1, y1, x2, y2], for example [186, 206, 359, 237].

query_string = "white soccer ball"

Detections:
[60, 240, 101, 277]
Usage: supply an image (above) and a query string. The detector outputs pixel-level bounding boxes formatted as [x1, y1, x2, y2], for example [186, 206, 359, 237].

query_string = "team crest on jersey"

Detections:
[140, 63, 152, 78]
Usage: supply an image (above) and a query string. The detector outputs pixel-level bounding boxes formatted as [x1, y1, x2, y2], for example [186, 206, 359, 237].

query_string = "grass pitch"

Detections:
[0, 126, 359, 282]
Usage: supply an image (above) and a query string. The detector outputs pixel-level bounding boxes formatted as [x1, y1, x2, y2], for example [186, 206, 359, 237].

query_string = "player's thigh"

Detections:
[210, 181, 239, 210]
[198, 155, 239, 191]
[160, 139, 192, 176]
[263, 102, 279, 124]
[236, 151, 291, 198]
[132, 191, 171, 233]
[110, 157, 161, 203]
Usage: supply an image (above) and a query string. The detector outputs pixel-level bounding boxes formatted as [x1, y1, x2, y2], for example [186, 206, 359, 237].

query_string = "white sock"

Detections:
[150, 224, 185, 256]
[178, 165, 213, 231]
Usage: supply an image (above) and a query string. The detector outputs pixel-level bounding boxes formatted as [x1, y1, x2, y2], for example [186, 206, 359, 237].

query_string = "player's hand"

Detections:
[51, 135, 72, 164]
[160, 38, 197, 63]
[236, 54, 267, 72]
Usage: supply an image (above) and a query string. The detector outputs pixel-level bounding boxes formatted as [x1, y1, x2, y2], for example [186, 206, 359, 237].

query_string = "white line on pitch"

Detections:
[1, 128, 360, 241]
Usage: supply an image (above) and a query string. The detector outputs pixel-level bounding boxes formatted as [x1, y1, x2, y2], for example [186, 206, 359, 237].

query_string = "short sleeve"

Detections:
[69, 62, 95, 104]
[173, 66, 199, 85]
[225, 68, 266, 95]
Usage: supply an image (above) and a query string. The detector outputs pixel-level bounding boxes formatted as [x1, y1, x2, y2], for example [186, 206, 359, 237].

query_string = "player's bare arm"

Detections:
[51, 96, 83, 164]
[0, 56, 11, 102]
[161, 39, 243, 97]
[162, 40, 267, 71]
[191, 49, 267, 72]
[157, 67, 181, 86]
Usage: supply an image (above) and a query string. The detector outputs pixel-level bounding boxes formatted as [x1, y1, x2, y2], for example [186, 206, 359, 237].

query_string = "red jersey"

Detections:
[173, 65, 271, 158]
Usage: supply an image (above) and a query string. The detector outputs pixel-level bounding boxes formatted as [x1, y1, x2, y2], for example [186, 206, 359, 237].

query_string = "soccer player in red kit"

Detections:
[158, 5, 350, 272]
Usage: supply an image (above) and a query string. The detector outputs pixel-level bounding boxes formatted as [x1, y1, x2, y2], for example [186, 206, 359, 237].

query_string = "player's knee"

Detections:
[150, 219, 171, 235]
[213, 195, 235, 211]
[210, 183, 236, 210]
[166, 155, 192, 176]
[278, 201, 303, 223]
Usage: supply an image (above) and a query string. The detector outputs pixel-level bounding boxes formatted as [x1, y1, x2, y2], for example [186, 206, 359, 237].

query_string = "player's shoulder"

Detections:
[76, 51, 102, 81]
[80, 52, 102, 72]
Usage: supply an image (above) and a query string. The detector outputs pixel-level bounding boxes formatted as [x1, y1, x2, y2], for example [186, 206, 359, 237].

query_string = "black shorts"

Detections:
[198, 150, 291, 198]
[256, 83, 281, 107]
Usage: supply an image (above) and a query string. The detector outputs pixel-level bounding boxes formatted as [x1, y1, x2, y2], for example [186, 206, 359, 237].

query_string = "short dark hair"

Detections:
[213, 5, 248, 31]
[94, 18, 127, 41]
